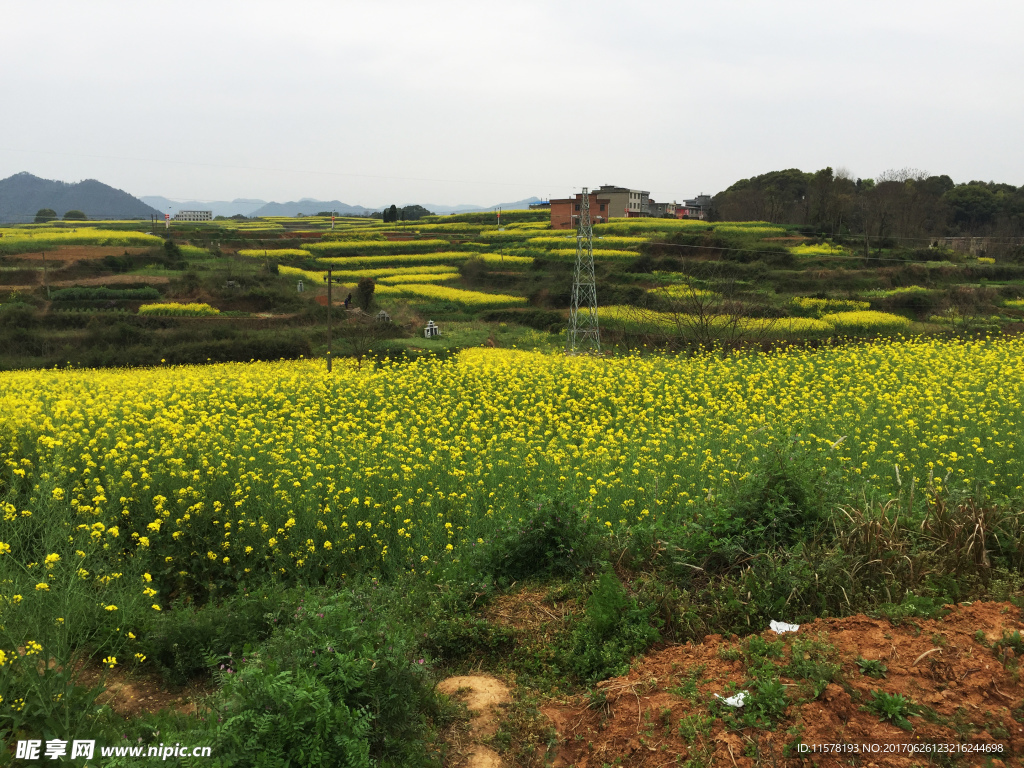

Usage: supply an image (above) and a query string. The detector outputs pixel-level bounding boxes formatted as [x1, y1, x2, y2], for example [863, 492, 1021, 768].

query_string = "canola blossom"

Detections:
[600, 306, 832, 334]
[527, 236, 648, 249]
[237, 249, 312, 259]
[792, 297, 871, 314]
[137, 303, 220, 317]
[378, 273, 461, 285]
[790, 243, 847, 256]
[0, 228, 163, 255]
[305, 239, 451, 256]
[471, 252, 533, 266]
[380, 283, 527, 307]
[2, 338, 1023, 608]
[593, 220, 715, 236]
[820, 310, 911, 331]
[278, 265, 329, 284]
[318, 252, 475, 268]
[310, 265, 455, 281]
[862, 286, 931, 299]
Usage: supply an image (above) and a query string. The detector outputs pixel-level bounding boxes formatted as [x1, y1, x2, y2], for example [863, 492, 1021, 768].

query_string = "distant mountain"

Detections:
[249, 199, 376, 218]
[0, 172, 160, 223]
[249, 196, 543, 217]
[425, 197, 542, 215]
[141, 196, 268, 219]
[133, 194, 545, 220]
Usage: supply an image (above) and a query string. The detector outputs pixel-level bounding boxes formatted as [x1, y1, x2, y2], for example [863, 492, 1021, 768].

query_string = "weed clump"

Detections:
[482, 494, 601, 583]
[567, 571, 660, 682]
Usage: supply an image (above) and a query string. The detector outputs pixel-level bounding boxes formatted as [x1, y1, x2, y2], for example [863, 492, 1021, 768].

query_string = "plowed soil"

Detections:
[541, 602, 1024, 767]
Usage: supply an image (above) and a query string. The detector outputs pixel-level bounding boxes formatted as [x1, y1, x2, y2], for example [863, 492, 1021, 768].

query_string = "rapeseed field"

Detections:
[2, 337, 1021, 606]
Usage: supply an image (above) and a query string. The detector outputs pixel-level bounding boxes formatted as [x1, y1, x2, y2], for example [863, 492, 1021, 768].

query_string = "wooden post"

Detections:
[326, 268, 332, 373]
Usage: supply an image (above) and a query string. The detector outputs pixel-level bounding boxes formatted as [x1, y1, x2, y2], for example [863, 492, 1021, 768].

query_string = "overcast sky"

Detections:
[2, 0, 1022, 208]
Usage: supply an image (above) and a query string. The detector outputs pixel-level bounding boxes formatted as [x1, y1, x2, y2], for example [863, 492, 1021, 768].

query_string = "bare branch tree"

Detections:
[618, 273, 779, 353]
[336, 309, 386, 368]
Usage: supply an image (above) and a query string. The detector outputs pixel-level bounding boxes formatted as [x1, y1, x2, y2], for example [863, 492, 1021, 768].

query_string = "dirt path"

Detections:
[438, 675, 511, 767]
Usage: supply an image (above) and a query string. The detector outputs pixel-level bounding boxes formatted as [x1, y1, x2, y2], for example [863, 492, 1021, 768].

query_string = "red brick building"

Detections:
[549, 192, 611, 230]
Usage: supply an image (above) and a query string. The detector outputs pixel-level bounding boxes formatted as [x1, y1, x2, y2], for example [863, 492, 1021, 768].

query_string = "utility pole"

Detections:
[566, 188, 600, 355]
[326, 268, 333, 373]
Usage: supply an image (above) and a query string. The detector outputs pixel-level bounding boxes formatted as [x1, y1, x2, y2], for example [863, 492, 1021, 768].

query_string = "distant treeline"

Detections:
[712, 167, 1024, 244]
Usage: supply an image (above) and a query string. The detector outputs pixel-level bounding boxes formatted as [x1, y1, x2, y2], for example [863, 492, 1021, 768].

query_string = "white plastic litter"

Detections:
[769, 620, 799, 634]
[714, 691, 748, 707]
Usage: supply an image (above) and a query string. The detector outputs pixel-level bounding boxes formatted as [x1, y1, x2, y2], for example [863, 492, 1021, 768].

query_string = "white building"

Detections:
[174, 210, 213, 222]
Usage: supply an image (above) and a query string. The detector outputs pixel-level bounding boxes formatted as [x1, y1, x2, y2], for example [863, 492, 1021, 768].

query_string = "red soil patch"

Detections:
[74, 665, 208, 720]
[544, 603, 1024, 767]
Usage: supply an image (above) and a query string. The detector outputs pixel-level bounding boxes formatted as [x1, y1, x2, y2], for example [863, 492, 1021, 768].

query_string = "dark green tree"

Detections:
[355, 277, 375, 310]
[944, 184, 999, 229]
[63, 210, 87, 221]
[34, 208, 57, 223]
[398, 205, 433, 220]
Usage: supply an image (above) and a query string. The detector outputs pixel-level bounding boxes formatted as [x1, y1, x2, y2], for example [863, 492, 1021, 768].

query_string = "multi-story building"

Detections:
[649, 199, 677, 218]
[549, 192, 612, 230]
[174, 210, 213, 222]
[594, 185, 650, 218]
[677, 195, 712, 220]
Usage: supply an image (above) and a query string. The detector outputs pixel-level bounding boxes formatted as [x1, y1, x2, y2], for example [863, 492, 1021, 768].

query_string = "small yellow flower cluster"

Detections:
[138, 303, 220, 317]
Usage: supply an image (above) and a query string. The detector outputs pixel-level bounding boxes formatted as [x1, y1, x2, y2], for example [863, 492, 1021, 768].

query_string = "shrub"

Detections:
[669, 451, 838, 573]
[139, 589, 298, 685]
[567, 571, 660, 682]
[355, 277, 376, 310]
[481, 308, 565, 332]
[50, 286, 162, 302]
[422, 616, 516, 662]
[481, 493, 602, 583]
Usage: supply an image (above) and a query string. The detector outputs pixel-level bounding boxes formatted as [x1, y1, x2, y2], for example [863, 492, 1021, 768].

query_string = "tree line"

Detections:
[34, 208, 86, 222]
[711, 167, 1024, 247]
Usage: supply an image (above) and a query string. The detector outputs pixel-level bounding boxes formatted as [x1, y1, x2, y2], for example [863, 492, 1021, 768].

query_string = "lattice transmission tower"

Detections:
[566, 187, 601, 355]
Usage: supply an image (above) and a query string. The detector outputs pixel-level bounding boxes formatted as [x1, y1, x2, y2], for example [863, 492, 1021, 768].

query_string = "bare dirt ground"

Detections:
[541, 602, 1024, 767]
[439, 675, 512, 768]
[74, 665, 206, 720]
[482, 587, 579, 635]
